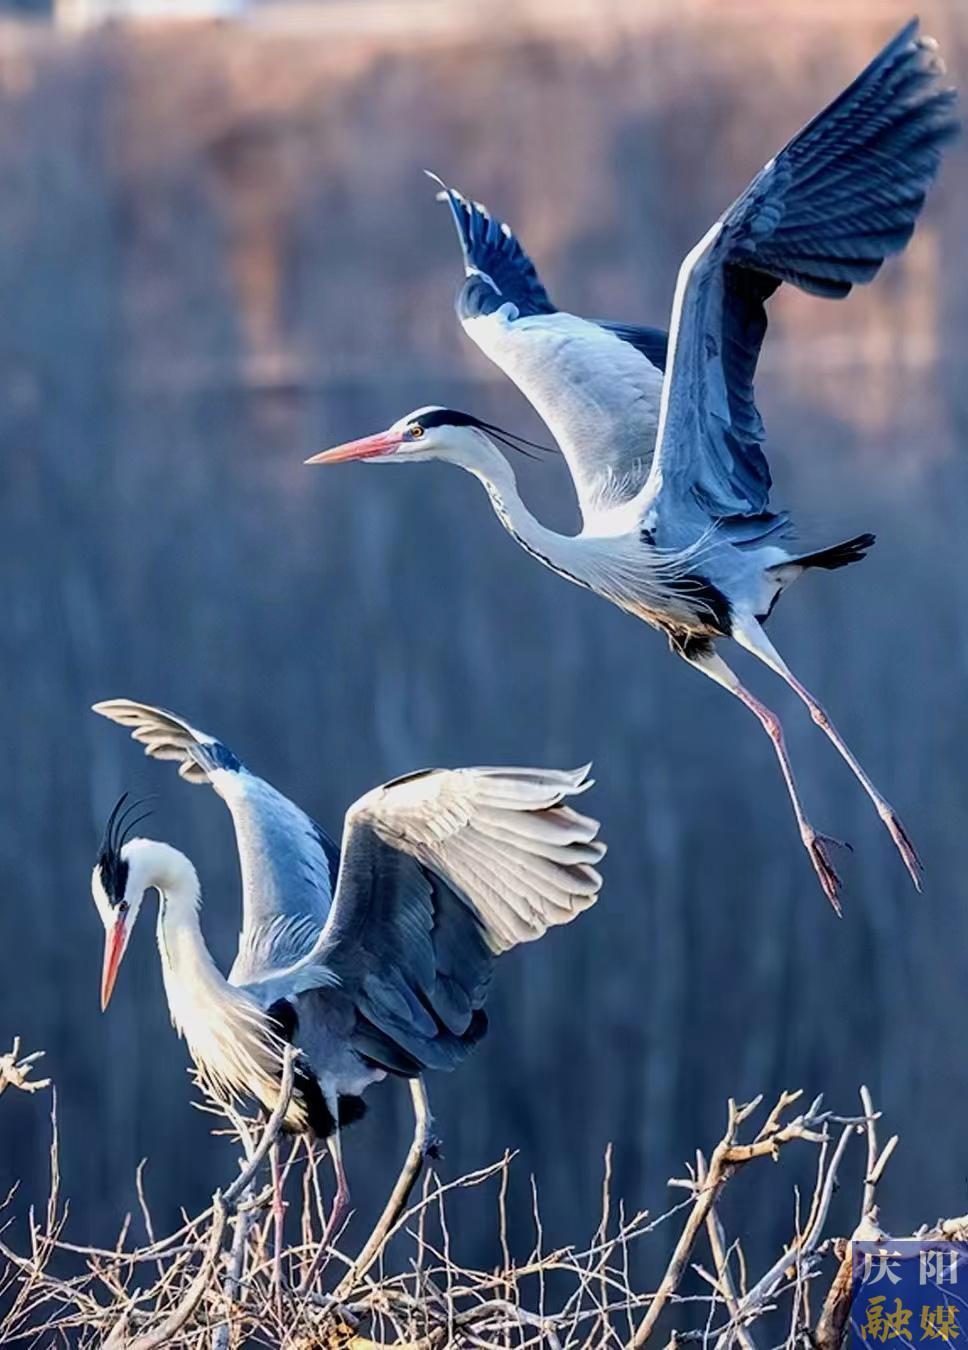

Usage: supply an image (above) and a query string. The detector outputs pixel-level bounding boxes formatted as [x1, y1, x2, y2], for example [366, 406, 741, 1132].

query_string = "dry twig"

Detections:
[630, 1090, 858, 1346]
[0, 1041, 956, 1350]
[0, 1040, 50, 1099]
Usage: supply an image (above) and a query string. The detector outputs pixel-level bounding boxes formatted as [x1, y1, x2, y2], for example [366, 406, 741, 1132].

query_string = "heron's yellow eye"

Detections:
[408, 424, 425, 439]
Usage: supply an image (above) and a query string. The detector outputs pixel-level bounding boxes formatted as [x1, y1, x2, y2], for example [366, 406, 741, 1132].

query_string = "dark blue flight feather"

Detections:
[429, 175, 555, 319]
[662, 17, 958, 521]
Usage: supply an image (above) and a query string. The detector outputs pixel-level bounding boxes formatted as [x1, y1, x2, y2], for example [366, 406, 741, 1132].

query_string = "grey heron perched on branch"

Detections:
[307, 20, 956, 912]
[90, 698, 605, 1269]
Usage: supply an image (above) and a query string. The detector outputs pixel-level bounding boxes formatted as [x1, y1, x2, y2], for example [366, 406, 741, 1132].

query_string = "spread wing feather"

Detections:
[645, 19, 957, 523]
[290, 765, 605, 1076]
[432, 176, 669, 528]
[92, 699, 339, 983]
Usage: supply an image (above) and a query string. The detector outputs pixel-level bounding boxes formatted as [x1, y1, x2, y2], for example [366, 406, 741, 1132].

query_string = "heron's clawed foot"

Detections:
[879, 807, 923, 892]
[424, 1132, 443, 1162]
[803, 831, 849, 916]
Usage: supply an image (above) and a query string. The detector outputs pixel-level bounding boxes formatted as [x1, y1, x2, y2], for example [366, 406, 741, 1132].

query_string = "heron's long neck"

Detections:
[136, 841, 282, 1104]
[153, 859, 231, 1041]
[469, 440, 569, 568]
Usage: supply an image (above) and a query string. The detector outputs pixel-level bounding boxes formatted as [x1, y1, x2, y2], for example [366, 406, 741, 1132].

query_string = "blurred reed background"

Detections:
[0, 0, 966, 1288]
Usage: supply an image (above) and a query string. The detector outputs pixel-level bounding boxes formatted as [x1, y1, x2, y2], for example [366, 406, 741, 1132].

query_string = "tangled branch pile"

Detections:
[0, 1037, 963, 1348]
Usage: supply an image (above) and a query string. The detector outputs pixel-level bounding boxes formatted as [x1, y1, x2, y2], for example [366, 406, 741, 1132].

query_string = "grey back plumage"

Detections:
[92, 699, 338, 983]
[644, 18, 958, 526]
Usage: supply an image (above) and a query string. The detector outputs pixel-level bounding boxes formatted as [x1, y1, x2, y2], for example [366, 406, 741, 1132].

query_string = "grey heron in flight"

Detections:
[307, 21, 956, 912]
[90, 698, 605, 1264]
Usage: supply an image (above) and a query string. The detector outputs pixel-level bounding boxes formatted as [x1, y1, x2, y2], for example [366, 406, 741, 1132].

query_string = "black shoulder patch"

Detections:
[265, 998, 298, 1043]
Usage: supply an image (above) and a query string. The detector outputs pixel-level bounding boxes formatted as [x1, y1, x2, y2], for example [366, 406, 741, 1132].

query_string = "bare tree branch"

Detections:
[334, 1076, 437, 1297]
[629, 1091, 847, 1347]
[0, 1061, 950, 1350]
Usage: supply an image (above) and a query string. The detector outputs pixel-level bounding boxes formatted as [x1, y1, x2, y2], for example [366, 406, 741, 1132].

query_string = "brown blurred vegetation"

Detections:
[0, 0, 966, 1290]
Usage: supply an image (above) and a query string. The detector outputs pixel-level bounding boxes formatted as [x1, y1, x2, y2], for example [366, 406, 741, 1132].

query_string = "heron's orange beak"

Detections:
[100, 916, 128, 1012]
[305, 430, 404, 465]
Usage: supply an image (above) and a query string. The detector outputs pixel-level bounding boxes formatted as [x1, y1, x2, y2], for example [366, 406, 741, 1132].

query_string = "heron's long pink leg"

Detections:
[270, 1140, 286, 1314]
[299, 1127, 351, 1293]
[731, 616, 922, 891]
[686, 647, 846, 913]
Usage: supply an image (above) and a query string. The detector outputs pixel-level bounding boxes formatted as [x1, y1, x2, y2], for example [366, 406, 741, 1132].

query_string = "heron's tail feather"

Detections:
[777, 532, 876, 573]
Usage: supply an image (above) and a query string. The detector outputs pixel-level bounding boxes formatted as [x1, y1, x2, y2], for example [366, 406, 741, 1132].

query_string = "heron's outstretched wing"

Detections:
[642, 20, 957, 525]
[289, 765, 605, 1076]
[92, 699, 339, 983]
[431, 175, 668, 530]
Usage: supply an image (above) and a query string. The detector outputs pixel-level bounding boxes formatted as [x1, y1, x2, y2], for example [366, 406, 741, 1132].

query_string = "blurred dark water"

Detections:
[1, 1, 967, 1304]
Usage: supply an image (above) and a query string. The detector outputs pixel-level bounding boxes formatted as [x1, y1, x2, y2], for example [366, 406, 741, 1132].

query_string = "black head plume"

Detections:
[415, 408, 553, 461]
[97, 793, 154, 904]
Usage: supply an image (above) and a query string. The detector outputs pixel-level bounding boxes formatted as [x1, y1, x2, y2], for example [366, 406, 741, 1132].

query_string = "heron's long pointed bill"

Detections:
[305, 430, 404, 466]
[100, 918, 127, 1011]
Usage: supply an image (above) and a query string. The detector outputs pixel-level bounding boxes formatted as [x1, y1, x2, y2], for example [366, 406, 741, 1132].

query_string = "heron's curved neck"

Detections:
[157, 888, 222, 1030]
[131, 842, 231, 1033]
[469, 438, 567, 565]
[129, 840, 276, 1100]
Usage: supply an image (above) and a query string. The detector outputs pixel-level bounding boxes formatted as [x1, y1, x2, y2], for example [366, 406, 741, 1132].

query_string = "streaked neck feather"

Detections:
[146, 846, 305, 1129]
